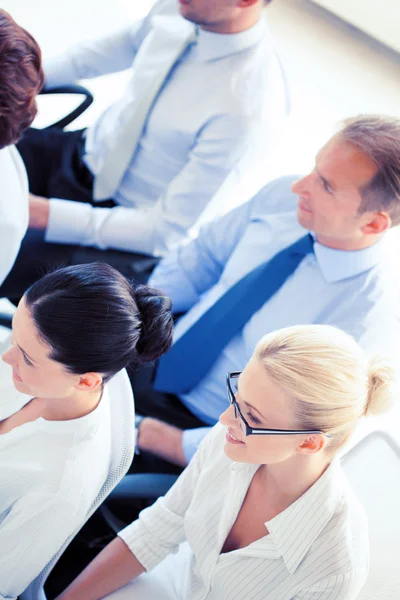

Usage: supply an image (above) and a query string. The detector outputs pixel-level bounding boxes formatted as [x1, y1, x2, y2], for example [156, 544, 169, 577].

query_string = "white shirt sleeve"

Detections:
[0, 492, 82, 599]
[0, 220, 25, 288]
[45, 114, 258, 256]
[0, 146, 29, 287]
[43, 20, 149, 87]
[118, 424, 222, 571]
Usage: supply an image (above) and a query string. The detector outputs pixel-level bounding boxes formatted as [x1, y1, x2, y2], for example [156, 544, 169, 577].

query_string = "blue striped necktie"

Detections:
[154, 234, 314, 394]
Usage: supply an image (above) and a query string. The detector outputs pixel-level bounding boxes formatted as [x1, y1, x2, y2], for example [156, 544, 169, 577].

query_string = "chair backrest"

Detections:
[341, 431, 400, 600]
[20, 369, 135, 600]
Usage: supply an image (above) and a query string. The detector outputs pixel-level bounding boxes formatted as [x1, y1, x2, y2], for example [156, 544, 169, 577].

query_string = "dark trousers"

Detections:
[0, 127, 158, 303]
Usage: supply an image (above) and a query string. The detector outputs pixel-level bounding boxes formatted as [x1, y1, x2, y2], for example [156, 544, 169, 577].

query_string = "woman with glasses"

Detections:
[56, 324, 395, 600]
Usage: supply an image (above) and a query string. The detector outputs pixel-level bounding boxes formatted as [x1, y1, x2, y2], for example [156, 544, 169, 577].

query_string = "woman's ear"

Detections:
[75, 372, 103, 393]
[296, 434, 326, 455]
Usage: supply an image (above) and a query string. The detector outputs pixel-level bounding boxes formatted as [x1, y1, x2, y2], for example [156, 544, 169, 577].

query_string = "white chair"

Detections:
[341, 431, 400, 600]
[20, 368, 135, 600]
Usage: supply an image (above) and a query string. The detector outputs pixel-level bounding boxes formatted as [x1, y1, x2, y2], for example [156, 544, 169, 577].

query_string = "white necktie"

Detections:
[93, 27, 197, 201]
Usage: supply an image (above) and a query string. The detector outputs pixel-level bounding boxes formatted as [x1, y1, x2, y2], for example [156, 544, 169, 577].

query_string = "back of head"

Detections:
[24, 263, 174, 381]
[339, 115, 400, 227]
[255, 324, 396, 452]
[0, 9, 44, 148]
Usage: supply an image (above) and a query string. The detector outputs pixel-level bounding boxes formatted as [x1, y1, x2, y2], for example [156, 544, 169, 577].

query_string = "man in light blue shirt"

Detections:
[132, 115, 400, 473]
[1, 0, 288, 301]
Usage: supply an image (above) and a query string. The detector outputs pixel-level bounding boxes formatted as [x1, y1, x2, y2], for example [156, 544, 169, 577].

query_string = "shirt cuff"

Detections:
[182, 427, 211, 462]
[46, 198, 92, 245]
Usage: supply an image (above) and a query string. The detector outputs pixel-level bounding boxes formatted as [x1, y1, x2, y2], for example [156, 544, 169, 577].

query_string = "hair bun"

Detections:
[365, 355, 397, 417]
[132, 284, 173, 364]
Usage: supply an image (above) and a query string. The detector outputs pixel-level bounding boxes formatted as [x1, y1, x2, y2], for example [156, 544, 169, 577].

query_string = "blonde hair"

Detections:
[255, 325, 396, 451]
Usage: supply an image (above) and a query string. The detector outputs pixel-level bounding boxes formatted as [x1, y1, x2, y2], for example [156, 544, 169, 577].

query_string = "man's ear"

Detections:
[296, 434, 326, 455]
[361, 211, 391, 235]
[75, 372, 103, 393]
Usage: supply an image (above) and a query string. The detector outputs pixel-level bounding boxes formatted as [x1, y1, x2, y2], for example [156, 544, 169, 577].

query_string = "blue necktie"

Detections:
[154, 234, 314, 394]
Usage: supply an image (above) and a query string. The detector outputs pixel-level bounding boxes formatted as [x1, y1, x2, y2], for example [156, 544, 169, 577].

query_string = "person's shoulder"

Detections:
[356, 236, 400, 312]
[298, 473, 369, 589]
[217, 175, 303, 256]
[249, 175, 301, 218]
[377, 231, 400, 278]
[327, 471, 369, 555]
[222, 26, 286, 108]
[329, 475, 369, 571]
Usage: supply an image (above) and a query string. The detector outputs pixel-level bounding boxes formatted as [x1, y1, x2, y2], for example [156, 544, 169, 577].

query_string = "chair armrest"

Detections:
[100, 474, 179, 533]
[0, 312, 12, 329]
[40, 84, 94, 129]
[109, 473, 179, 500]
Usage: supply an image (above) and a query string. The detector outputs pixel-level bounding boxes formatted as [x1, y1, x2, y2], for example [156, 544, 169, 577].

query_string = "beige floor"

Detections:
[1, 0, 400, 440]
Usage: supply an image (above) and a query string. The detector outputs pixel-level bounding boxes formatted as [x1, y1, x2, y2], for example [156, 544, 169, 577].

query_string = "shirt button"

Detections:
[231, 463, 236, 472]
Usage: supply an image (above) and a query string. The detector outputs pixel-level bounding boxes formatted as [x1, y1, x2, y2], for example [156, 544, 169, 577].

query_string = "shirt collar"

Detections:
[265, 460, 344, 574]
[312, 235, 387, 283]
[194, 17, 268, 61]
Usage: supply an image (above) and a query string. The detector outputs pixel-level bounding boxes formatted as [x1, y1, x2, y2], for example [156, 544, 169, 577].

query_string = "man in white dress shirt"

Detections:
[123, 115, 400, 481]
[0, 10, 44, 287]
[1, 0, 288, 301]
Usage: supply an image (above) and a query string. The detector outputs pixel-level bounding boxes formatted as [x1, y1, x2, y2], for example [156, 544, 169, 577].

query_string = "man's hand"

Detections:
[137, 417, 188, 467]
[29, 193, 50, 230]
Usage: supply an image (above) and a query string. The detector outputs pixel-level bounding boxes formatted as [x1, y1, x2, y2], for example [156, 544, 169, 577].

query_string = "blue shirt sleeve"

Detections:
[149, 199, 254, 313]
[182, 427, 212, 462]
[44, 18, 151, 85]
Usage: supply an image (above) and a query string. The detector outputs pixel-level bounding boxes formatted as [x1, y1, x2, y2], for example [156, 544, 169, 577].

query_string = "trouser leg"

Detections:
[16, 126, 94, 201]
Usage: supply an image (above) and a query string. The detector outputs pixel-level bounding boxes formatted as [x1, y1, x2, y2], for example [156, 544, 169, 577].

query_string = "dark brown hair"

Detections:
[0, 9, 44, 149]
[339, 115, 400, 227]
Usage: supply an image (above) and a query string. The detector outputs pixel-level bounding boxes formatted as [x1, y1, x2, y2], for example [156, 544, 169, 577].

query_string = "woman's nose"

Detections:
[2, 347, 15, 365]
[219, 404, 237, 426]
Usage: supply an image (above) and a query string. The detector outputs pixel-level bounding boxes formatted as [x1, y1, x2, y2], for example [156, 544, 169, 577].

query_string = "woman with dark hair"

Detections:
[0, 262, 173, 599]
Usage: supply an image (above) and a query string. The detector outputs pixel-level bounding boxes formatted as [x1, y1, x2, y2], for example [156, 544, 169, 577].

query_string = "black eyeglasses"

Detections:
[226, 371, 326, 437]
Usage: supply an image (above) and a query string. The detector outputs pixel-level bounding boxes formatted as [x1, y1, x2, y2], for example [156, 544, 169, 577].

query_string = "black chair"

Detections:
[0, 314, 12, 329]
[101, 473, 180, 532]
[40, 83, 94, 130]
